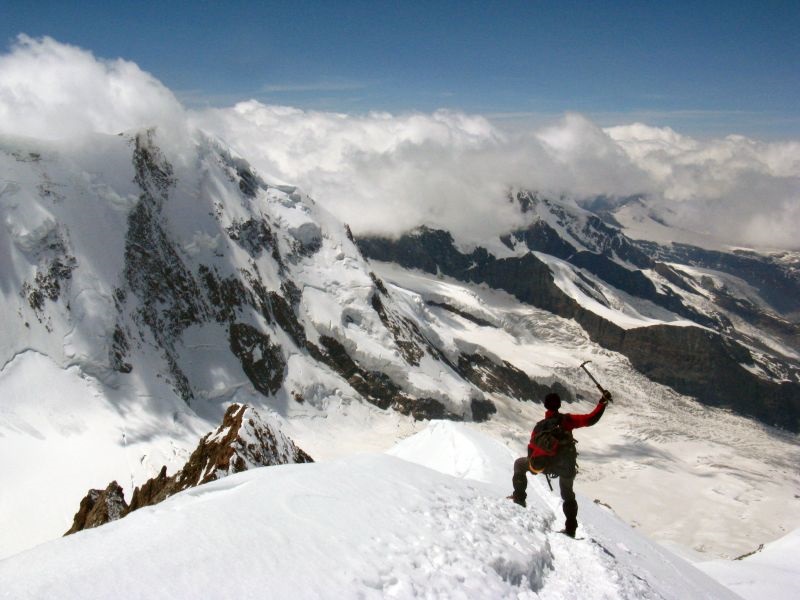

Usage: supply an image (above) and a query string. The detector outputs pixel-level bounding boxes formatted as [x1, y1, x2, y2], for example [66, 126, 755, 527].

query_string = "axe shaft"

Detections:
[579, 362, 611, 401]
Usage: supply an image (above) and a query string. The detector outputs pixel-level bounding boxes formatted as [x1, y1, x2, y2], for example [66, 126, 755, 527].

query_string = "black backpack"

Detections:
[529, 415, 576, 477]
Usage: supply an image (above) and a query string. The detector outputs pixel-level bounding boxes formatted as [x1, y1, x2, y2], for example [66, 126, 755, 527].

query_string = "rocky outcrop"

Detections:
[64, 481, 128, 535]
[502, 216, 716, 327]
[456, 352, 572, 405]
[229, 323, 286, 396]
[638, 241, 800, 318]
[122, 131, 207, 400]
[614, 325, 800, 429]
[66, 404, 313, 535]
[20, 229, 77, 316]
[128, 402, 313, 511]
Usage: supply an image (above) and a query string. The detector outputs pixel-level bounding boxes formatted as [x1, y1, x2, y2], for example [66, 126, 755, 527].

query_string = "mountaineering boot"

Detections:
[506, 494, 526, 508]
[560, 477, 578, 537]
[563, 517, 577, 538]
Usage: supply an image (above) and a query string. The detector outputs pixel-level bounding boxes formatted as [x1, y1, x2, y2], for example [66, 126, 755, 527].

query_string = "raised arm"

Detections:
[564, 391, 611, 429]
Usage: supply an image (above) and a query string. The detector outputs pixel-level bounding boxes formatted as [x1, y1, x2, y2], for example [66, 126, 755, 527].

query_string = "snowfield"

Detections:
[370, 261, 800, 559]
[0, 422, 743, 600]
[698, 527, 800, 600]
[1, 34, 799, 600]
[1, 121, 798, 600]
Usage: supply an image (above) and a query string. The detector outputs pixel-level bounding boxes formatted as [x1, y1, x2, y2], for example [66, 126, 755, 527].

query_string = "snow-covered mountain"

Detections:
[358, 189, 800, 432]
[1, 126, 799, 597]
[0, 422, 746, 600]
[0, 127, 520, 558]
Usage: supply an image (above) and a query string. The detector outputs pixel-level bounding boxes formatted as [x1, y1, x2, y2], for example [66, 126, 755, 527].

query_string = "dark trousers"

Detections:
[512, 456, 579, 533]
[512, 457, 529, 501]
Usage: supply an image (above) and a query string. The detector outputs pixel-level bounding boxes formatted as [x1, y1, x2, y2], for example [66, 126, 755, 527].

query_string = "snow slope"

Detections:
[697, 528, 800, 600]
[371, 261, 800, 559]
[0, 422, 739, 600]
[1, 126, 797, 595]
[0, 351, 204, 559]
[0, 129, 484, 558]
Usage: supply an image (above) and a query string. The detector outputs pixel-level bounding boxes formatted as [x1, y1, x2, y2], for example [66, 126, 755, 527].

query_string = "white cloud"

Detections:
[1, 36, 798, 249]
[607, 124, 800, 248]
[194, 103, 800, 248]
[0, 35, 185, 140]
[191, 105, 656, 240]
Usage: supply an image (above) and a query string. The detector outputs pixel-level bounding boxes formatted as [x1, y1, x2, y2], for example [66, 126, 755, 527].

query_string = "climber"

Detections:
[510, 390, 610, 537]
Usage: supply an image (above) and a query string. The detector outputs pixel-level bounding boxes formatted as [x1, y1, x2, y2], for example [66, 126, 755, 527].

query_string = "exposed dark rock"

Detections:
[20, 230, 77, 314]
[427, 301, 493, 328]
[229, 323, 286, 396]
[568, 251, 717, 328]
[638, 241, 800, 317]
[509, 189, 541, 214]
[64, 481, 128, 535]
[371, 292, 426, 366]
[714, 291, 799, 351]
[470, 398, 497, 422]
[312, 335, 399, 410]
[615, 325, 800, 430]
[234, 268, 306, 351]
[10, 150, 42, 162]
[198, 265, 250, 323]
[215, 149, 267, 200]
[123, 131, 206, 401]
[572, 270, 610, 305]
[358, 228, 800, 431]
[393, 396, 462, 421]
[369, 271, 388, 295]
[110, 325, 133, 373]
[579, 214, 654, 269]
[241, 268, 272, 320]
[501, 219, 576, 259]
[66, 404, 312, 535]
[267, 291, 307, 348]
[500, 197, 739, 327]
[653, 262, 701, 295]
[226, 218, 276, 258]
[457, 353, 572, 404]
[358, 227, 470, 275]
[309, 335, 460, 418]
[281, 279, 303, 308]
[236, 164, 260, 198]
[124, 196, 206, 339]
[132, 129, 175, 201]
[288, 222, 323, 257]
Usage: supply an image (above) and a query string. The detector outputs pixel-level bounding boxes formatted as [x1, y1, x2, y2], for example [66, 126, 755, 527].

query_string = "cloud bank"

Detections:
[0, 35, 184, 140]
[1, 36, 798, 249]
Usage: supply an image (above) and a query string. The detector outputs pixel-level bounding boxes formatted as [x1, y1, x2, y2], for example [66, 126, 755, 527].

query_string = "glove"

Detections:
[600, 390, 612, 404]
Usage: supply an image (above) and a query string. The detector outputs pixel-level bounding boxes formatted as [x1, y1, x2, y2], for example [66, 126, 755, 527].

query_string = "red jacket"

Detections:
[528, 400, 607, 455]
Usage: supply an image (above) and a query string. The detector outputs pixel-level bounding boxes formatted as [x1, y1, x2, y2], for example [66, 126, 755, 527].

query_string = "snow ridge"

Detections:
[0, 422, 741, 600]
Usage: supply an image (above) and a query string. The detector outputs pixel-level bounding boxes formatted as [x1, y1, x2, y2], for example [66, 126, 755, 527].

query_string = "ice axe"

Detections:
[579, 361, 612, 402]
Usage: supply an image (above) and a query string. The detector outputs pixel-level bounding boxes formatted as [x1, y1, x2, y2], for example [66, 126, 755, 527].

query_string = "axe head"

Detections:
[579, 360, 592, 369]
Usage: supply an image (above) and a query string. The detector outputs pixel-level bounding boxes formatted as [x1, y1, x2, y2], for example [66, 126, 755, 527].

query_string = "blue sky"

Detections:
[2, 0, 799, 137]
